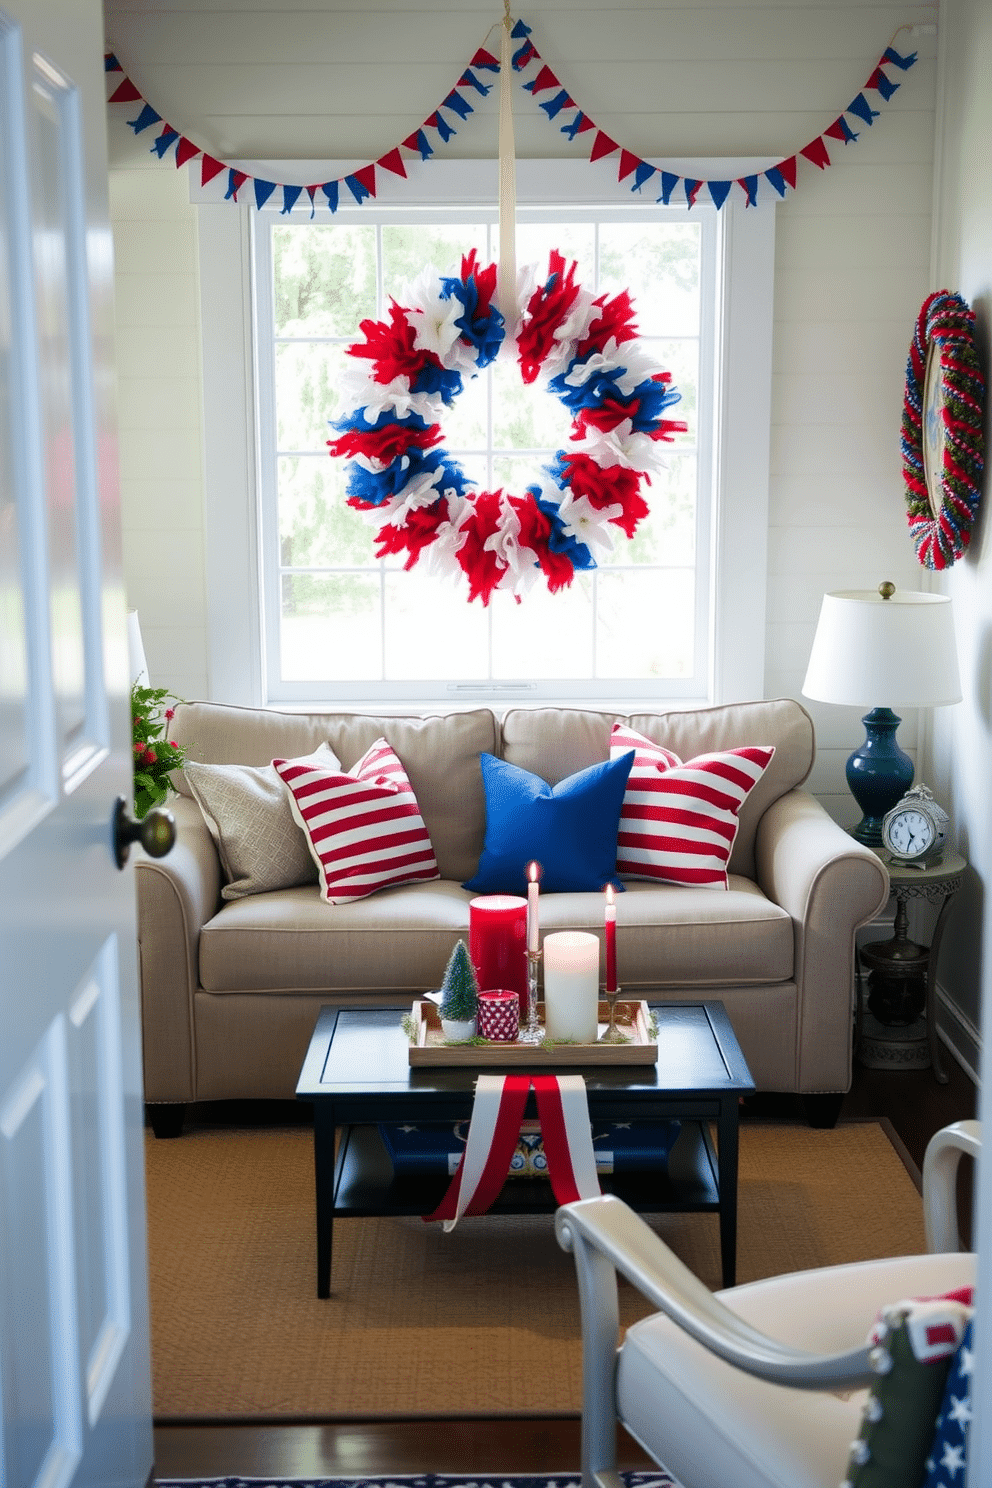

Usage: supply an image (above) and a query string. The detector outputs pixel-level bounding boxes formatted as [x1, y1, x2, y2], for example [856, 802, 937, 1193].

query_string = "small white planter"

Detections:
[441, 1016, 477, 1041]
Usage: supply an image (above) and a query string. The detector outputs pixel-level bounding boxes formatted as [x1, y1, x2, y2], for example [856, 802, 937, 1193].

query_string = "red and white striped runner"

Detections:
[425, 1073, 601, 1231]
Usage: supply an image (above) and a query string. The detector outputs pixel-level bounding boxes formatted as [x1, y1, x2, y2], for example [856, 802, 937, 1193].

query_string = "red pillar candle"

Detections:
[604, 885, 617, 993]
[469, 895, 528, 997]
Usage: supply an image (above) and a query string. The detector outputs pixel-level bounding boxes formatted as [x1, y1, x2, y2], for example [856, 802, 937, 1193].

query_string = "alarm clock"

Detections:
[881, 784, 949, 868]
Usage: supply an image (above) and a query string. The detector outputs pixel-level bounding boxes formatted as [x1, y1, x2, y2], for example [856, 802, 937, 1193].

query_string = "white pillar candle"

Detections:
[543, 930, 599, 1043]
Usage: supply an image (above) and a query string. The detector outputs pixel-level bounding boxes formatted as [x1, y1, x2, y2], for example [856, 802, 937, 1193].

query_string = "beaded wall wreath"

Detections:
[327, 249, 687, 604]
[901, 290, 986, 570]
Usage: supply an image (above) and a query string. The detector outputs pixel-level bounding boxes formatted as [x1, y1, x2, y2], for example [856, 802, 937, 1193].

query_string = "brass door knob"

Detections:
[113, 795, 176, 869]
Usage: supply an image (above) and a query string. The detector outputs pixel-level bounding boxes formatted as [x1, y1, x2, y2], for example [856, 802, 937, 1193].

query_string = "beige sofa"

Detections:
[136, 698, 889, 1135]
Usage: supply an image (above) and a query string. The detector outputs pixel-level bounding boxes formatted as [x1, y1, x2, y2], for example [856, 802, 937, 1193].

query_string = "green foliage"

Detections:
[439, 940, 479, 1021]
[131, 683, 188, 820]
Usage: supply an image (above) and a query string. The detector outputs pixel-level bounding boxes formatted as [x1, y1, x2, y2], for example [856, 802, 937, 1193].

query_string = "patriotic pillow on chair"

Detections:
[274, 737, 439, 904]
[609, 722, 774, 889]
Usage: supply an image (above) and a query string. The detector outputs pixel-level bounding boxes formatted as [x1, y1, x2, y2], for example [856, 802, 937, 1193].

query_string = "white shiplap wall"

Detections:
[104, 0, 939, 822]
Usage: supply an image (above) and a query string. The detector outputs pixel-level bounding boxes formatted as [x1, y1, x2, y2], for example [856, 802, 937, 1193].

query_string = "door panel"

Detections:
[0, 3, 154, 1486]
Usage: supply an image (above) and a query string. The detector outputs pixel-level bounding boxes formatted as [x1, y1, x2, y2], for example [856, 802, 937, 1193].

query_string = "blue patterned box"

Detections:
[378, 1118, 681, 1177]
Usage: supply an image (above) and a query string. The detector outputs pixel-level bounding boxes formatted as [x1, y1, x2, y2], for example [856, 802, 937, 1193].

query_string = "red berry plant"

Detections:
[130, 683, 188, 819]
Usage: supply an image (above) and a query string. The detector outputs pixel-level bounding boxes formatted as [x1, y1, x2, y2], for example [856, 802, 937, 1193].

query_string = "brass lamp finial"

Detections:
[878, 581, 895, 601]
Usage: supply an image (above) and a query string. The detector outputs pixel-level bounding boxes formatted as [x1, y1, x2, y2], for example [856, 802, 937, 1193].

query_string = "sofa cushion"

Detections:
[198, 875, 793, 994]
[463, 751, 635, 895]
[610, 723, 775, 889]
[500, 699, 814, 879]
[184, 744, 338, 900]
[198, 880, 477, 993]
[275, 738, 439, 903]
[169, 701, 496, 883]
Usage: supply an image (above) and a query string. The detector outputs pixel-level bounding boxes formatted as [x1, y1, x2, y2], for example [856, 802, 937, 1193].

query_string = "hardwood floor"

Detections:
[152, 1051, 978, 1483]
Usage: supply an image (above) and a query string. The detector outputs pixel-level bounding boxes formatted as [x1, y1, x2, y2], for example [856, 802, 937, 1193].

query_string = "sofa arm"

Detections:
[755, 789, 890, 1093]
[135, 795, 221, 1103]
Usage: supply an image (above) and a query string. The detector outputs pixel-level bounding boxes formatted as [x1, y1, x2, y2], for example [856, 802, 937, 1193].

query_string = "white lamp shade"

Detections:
[127, 610, 149, 687]
[802, 589, 961, 709]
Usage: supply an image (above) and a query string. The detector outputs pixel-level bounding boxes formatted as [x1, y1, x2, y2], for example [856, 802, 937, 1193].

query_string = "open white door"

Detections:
[0, 1, 154, 1486]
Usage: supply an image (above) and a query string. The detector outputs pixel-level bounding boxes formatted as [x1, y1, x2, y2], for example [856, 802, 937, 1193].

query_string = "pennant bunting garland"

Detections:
[104, 19, 919, 216]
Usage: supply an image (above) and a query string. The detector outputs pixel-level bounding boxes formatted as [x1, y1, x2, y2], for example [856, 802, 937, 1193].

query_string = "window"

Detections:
[197, 161, 775, 708]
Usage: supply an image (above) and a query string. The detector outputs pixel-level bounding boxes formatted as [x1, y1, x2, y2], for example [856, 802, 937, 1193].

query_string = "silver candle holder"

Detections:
[600, 984, 626, 1043]
[519, 948, 543, 1043]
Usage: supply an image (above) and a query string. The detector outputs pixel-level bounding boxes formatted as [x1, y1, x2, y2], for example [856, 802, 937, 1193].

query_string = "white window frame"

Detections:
[196, 158, 776, 710]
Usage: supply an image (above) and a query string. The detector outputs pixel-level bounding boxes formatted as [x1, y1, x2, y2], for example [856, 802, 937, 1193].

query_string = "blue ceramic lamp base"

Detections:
[847, 707, 915, 848]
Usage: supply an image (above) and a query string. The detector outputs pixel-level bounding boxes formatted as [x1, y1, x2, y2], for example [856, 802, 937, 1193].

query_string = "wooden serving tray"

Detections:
[407, 999, 658, 1066]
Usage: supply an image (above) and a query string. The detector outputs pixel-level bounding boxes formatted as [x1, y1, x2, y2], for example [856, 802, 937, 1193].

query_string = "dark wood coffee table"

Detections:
[296, 1000, 755, 1297]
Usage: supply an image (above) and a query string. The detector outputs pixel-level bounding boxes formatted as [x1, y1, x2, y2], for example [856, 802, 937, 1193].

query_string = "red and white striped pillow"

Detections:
[610, 723, 775, 889]
[274, 737, 439, 904]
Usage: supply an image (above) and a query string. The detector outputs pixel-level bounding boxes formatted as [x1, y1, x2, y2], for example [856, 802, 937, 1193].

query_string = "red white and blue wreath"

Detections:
[901, 289, 985, 570]
[327, 249, 687, 603]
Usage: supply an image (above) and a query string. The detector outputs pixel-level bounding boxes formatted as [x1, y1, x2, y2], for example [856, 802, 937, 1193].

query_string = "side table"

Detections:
[857, 848, 965, 1084]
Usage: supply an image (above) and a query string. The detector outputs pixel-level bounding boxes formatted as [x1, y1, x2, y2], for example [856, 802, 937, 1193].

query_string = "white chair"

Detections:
[555, 1119, 979, 1488]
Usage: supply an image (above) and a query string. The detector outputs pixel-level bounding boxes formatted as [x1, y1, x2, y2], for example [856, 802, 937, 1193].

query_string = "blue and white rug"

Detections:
[157, 1474, 680, 1488]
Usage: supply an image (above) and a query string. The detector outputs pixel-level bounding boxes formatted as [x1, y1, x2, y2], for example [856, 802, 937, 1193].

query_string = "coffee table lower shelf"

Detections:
[333, 1120, 720, 1219]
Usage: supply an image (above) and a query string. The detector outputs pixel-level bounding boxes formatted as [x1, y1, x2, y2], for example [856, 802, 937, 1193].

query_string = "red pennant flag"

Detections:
[377, 148, 407, 178]
[200, 154, 225, 187]
[402, 131, 424, 152]
[800, 136, 831, 170]
[777, 155, 798, 189]
[175, 137, 200, 168]
[227, 170, 248, 200]
[353, 163, 377, 196]
[108, 79, 143, 104]
[424, 112, 440, 129]
[471, 47, 499, 69]
[590, 130, 619, 162]
[617, 149, 641, 181]
[824, 118, 851, 142]
[529, 65, 559, 94]
[866, 66, 884, 91]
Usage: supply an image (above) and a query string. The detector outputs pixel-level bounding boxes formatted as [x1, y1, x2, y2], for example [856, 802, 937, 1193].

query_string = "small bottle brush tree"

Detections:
[439, 940, 479, 1023]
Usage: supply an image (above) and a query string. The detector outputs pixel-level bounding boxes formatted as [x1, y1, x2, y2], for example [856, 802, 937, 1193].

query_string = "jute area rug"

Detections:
[145, 1118, 924, 1423]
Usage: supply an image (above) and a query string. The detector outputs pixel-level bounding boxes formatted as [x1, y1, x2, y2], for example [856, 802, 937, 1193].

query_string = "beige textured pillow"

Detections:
[185, 744, 340, 900]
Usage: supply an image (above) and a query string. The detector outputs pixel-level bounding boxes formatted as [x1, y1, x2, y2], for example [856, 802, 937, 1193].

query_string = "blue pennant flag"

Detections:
[253, 179, 277, 210]
[708, 179, 733, 209]
[560, 112, 588, 141]
[510, 18, 532, 37]
[540, 89, 572, 119]
[280, 184, 303, 215]
[883, 45, 918, 70]
[408, 129, 433, 160]
[127, 103, 161, 135]
[345, 173, 371, 204]
[151, 126, 179, 158]
[657, 171, 680, 205]
[848, 92, 880, 126]
[684, 178, 701, 207]
[443, 89, 474, 120]
[433, 111, 456, 143]
[459, 67, 491, 95]
[739, 175, 759, 206]
[105, 52, 120, 70]
[321, 181, 339, 213]
[872, 70, 900, 101]
[632, 161, 656, 192]
[764, 165, 788, 197]
[831, 116, 859, 143]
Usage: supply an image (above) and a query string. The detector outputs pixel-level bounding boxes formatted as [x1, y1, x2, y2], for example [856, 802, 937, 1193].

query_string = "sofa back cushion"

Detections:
[499, 700, 814, 879]
[169, 702, 496, 883]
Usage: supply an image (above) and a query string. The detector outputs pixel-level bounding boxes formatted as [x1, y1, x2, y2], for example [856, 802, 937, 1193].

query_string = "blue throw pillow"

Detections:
[463, 751, 635, 894]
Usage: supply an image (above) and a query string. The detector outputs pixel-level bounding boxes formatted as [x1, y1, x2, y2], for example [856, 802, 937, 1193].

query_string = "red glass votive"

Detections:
[469, 894, 527, 998]
[477, 990, 520, 1042]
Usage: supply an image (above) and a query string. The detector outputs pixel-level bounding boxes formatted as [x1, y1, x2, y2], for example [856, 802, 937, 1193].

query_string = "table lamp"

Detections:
[801, 582, 961, 846]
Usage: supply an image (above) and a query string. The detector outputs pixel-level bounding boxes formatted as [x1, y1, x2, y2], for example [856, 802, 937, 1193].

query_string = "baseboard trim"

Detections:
[935, 980, 982, 1088]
